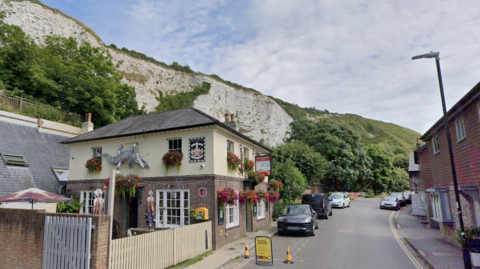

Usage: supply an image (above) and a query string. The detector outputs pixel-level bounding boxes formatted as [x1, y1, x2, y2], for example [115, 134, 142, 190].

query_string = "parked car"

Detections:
[389, 193, 406, 207]
[380, 196, 400, 210]
[301, 193, 332, 219]
[277, 204, 318, 236]
[329, 193, 350, 208]
[403, 191, 412, 204]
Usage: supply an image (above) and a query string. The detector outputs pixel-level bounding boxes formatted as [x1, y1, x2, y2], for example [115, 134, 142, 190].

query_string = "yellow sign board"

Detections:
[255, 236, 273, 266]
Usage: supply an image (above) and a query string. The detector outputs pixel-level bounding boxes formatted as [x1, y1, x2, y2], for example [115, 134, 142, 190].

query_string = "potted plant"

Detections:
[257, 190, 267, 202]
[457, 227, 480, 266]
[217, 187, 238, 213]
[104, 174, 143, 200]
[85, 157, 102, 173]
[162, 150, 183, 175]
[269, 180, 284, 192]
[56, 197, 85, 213]
[244, 158, 255, 173]
[239, 189, 258, 211]
[266, 190, 280, 203]
[227, 152, 241, 172]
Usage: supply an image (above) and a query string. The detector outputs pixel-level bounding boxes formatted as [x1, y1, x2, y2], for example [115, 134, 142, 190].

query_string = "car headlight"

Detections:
[381, 203, 385, 205]
[393, 203, 397, 206]
[277, 217, 284, 222]
[303, 217, 312, 223]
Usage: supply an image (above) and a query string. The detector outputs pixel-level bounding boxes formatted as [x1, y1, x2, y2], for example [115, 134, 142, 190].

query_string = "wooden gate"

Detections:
[43, 216, 93, 269]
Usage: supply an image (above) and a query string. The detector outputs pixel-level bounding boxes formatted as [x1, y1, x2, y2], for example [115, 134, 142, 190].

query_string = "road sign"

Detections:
[255, 155, 271, 176]
[255, 236, 273, 266]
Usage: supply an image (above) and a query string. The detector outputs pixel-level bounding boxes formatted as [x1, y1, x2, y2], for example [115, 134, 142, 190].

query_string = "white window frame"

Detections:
[92, 147, 102, 158]
[226, 190, 239, 228]
[168, 138, 182, 153]
[455, 116, 466, 142]
[257, 200, 265, 220]
[432, 137, 440, 155]
[80, 190, 105, 214]
[429, 190, 452, 223]
[227, 140, 234, 153]
[244, 147, 249, 160]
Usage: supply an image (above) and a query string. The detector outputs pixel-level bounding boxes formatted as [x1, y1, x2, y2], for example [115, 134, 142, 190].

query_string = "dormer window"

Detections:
[1, 153, 28, 166]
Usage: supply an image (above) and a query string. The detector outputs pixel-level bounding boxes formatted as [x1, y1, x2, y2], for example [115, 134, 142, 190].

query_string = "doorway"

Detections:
[156, 189, 190, 228]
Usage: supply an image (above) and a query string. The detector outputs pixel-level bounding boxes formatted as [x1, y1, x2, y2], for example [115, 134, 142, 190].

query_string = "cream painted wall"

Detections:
[67, 127, 270, 181]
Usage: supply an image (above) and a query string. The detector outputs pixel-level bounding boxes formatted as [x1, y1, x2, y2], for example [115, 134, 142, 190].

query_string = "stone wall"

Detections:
[0, 208, 110, 269]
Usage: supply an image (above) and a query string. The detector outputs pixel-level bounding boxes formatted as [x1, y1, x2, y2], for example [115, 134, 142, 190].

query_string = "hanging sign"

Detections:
[189, 137, 206, 162]
[255, 236, 273, 266]
[255, 155, 271, 176]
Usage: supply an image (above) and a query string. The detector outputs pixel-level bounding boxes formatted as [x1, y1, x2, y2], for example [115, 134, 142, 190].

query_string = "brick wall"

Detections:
[0, 208, 110, 269]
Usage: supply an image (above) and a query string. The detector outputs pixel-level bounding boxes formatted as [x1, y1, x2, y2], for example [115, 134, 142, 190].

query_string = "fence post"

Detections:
[19, 98, 23, 111]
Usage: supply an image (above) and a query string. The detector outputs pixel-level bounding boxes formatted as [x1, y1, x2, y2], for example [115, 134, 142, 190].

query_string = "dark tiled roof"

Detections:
[0, 121, 70, 196]
[61, 107, 272, 152]
[62, 107, 218, 144]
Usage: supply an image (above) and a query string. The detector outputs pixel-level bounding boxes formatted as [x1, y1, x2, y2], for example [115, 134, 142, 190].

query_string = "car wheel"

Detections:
[348, 203, 350, 208]
[278, 230, 283, 235]
[310, 225, 316, 236]
[342, 203, 345, 209]
[324, 214, 328, 219]
[329, 210, 333, 216]
[315, 222, 319, 230]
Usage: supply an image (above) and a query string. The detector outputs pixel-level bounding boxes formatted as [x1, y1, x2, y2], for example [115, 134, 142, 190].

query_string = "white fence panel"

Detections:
[109, 221, 212, 269]
[43, 216, 92, 269]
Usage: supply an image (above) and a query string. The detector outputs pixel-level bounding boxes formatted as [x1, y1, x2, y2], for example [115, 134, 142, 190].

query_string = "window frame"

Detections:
[227, 140, 234, 153]
[243, 147, 249, 160]
[455, 116, 466, 142]
[257, 200, 265, 220]
[92, 147, 102, 158]
[226, 190, 239, 228]
[0, 153, 29, 166]
[428, 189, 453, 224]
[432, 137, 440, 155]
[80, 190, 105, 214]
[168, 138, 182, 153]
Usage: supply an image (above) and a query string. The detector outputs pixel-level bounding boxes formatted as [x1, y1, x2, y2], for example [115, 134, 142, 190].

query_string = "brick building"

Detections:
[410, 82, 480, 244]
[61, 107, 273, 250]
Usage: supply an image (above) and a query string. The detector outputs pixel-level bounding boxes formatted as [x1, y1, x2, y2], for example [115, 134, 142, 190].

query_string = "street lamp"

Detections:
[331, 160, 336, 192]
[412, 51, 471, 269]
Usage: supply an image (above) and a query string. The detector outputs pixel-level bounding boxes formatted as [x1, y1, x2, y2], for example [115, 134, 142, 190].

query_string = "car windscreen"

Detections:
[390, 194, 403, 199]
[283, 205, 311, 214]
[384, 197, 396, 201]
[330, 194, 343, 199]
[302, 195, 323, 203]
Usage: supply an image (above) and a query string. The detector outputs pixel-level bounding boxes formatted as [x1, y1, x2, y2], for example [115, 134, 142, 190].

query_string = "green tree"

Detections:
[272, 141, 329, 185]
[365, 144, 393, 195]
[154, 82, 211, 112]
[272, 160, 307, 203]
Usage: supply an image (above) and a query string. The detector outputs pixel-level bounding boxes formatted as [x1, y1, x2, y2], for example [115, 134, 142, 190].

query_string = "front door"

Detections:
[156, 190, 190, 228]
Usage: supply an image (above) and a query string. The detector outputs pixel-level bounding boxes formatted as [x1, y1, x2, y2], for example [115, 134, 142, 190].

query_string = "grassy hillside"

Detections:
[270, 97, 420, 151]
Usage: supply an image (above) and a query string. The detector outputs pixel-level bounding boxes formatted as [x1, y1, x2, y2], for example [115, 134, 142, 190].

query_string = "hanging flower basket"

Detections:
[269, 180, 284, 192]
[243, 158, 255, 173]
[248, 171, 265, 184]
[85, 157, 102, 173]
[162, 150, 183, 175]
[257, 190, 267, 202]
[104, 174, 143, 200]
[217, 187, 238, 212]
[266, 190, 280, 203]
[239, 189, 258, 211]
[227, 152, 241, 172]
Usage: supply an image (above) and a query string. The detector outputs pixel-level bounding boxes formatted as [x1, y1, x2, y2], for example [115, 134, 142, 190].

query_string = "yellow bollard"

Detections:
[244, 243, 250, 258]
[284, 246, 294, 264]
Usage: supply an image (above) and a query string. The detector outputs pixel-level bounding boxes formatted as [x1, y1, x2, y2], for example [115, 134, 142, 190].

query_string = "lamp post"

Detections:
[331, 160, 336, 192]
[412, 51, 471, 269]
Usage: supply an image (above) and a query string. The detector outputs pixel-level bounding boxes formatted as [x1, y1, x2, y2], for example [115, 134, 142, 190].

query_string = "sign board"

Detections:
[255, 236, 273, 266]
[255, 155, 271, 176]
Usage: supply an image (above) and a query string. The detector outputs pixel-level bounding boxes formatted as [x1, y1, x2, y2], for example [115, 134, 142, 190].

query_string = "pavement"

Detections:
[396, 204, 465, 269]
[191, 221, 278, 269]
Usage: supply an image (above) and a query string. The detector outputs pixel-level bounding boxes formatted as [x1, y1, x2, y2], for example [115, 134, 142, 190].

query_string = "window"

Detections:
[455, 116, 466, 142]
[92, 147, 102, 158]
[428, 190, 452, 223]
[226, 190, 239, 228]
[80, 190, 105, 214]
[156, 190, 189, 228]
[244, 147, 249, 160]
[168, 139, 182, 152]
[257, 200, 265, 220]
[227, 140, 234, 153]
[432, 137, 440, 154]
[1, 153, 28, 166]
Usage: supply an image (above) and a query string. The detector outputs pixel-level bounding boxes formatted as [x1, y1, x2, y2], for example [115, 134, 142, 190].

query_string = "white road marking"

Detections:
[232, 257, 253, 269]
[389, 211, 424, 269]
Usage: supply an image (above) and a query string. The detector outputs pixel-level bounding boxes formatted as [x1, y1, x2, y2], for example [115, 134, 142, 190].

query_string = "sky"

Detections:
[40, 0, 480, 134]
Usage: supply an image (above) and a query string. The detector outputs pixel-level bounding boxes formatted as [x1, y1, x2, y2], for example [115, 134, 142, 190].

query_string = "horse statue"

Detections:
[102, 143, 149, 169]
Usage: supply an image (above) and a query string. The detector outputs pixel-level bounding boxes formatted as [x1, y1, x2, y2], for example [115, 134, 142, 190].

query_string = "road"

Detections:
[225, 198, 425, 269]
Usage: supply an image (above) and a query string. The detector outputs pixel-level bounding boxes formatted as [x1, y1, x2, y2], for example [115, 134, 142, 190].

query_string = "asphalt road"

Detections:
[225, 198, 425, 269]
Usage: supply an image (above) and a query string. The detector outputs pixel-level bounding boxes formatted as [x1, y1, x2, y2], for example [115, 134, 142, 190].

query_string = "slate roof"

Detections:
[0, 121, 70, 197]
[61, 107, 272, 152]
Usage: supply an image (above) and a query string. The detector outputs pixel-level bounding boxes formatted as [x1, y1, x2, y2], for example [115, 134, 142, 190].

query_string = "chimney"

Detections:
[81, 113, 94, 134]
[224, 113, 237, 131]
[231, 114, 235, 122]
[416, 137, 421, 149]
[225, 112, 230, 122]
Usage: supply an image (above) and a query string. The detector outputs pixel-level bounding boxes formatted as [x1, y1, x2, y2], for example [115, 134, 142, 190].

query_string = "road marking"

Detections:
[232, 257, 253, 269]
[389, 211, 424, 269]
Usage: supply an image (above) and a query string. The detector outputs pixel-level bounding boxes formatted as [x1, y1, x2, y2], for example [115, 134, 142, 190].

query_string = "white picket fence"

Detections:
[43, 216, 93, 269]
[109, 221, 212, 269]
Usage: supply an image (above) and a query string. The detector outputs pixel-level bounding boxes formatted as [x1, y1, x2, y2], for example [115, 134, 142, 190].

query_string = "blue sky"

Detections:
[40, 0, 480, 134]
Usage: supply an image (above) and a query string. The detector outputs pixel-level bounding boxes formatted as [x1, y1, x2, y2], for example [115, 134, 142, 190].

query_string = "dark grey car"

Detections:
[277, 204, 318, 236]
[301, 193, 332, 219]
[380, 196, 400, 210]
